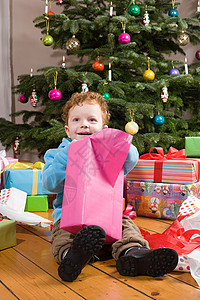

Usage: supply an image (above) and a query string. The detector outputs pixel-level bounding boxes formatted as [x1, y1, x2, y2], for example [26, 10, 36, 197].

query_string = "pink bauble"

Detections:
[195, 50, 200, 60]
[48, 89, 62, 101]
[18, 94, 28, 103]
[118, 33, 131, 44]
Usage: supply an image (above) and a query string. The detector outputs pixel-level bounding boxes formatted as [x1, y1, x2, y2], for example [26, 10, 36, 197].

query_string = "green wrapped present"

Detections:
[185, 137, 200, 157]
[25, 195, 48, 212]
[0, 219, 16, 250]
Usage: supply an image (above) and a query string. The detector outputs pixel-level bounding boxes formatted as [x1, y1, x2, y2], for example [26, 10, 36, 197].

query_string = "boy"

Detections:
[42, 91, 178, 282]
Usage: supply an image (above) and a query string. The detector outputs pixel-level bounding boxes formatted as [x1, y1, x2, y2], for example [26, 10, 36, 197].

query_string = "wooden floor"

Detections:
[0, 210, 199, 300]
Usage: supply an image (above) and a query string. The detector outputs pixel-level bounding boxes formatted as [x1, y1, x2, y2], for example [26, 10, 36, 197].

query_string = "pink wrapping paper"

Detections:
[60, 128, 132, 243]
[0, 151, 18, 189]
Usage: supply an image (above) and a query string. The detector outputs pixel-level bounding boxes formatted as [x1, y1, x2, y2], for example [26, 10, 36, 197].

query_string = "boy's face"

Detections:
[65, 102, 107, 141]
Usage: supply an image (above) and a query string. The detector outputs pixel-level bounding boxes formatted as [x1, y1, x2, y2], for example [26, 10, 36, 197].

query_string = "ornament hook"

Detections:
[54, 71, 58, 89]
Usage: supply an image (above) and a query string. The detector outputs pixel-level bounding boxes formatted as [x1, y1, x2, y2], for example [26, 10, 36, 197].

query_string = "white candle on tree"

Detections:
[45, 0, 48, 14]
[184, 57, 188, 75]
[197, 1, 200, 12]
[110, 2, 113, 17]
[62, 56, 66, 68]
[108, 63, 112, 81]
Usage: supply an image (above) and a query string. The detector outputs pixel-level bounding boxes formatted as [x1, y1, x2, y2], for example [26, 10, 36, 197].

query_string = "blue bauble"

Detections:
[168, 8, 179, 17]
[153, 114, 165, 126]
[169, 68, 180, 76]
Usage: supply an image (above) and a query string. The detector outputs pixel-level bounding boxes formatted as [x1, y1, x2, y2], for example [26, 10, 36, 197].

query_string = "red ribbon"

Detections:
[139, 147, 189, 183]
[123, 205, 137, 219]
[140, 218, 200, 255]
[139, 146, 186, 160]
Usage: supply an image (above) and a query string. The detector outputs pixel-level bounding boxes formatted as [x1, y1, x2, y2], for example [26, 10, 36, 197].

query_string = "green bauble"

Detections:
[128, 4, 140, 16]
[42, 34, 54, 46]
[102, 92, 110, 100]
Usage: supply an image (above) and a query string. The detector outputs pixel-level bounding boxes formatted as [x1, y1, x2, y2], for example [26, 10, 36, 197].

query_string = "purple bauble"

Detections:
[169, 68, 180, 76]
[18, 94, 28, 103]
[195, 50, 200, 60]
[48, 89, 62, 101]
[118, 33, 131, 44]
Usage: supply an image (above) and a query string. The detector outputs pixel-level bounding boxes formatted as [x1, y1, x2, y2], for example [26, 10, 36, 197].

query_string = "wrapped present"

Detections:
[0, 150, 18, 188]
[0, 188, 27, 212]
[178, 195, 200, 219]
[25, 195, 48, 212]
[140, 217, 200, 286]
[185, 137, 200, 157]
[60, 128, 132, 244]
[126, 180, 200, 220]
[0, 219, 16, 250]
[0, 150, 18, 171]
[127, 147, 200, 184]
[3, 162, 54, 195]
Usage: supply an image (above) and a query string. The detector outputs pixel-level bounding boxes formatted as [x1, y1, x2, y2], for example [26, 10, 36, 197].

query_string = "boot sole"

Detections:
[58, 225, 106, 282]
[116, 248, 178, 277]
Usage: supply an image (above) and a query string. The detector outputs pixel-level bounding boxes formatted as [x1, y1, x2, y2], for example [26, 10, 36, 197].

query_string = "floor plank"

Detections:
[0, 281, 19, 300]
[14, 226, 155, 300]
[1, 210, 199, 299]
[0, 249, 83, 300]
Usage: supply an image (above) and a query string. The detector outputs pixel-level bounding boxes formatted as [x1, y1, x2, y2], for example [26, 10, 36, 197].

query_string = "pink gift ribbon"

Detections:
[0, 150, 9, 168]
[123, 204, 137, 219]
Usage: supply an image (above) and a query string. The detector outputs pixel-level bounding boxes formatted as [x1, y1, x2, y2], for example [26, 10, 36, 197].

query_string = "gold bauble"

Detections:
[66, 35, 80, 52]
[143, 69, 155, 81]
[125, 121, 139, 135]
[177, 32, 189, 46]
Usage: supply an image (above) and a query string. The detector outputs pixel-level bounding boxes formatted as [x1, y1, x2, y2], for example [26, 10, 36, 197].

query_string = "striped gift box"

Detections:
[127, 159, 200, 184]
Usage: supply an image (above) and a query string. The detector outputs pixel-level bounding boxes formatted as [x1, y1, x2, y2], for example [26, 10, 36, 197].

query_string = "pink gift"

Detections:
[0, 150, 18, 189]
[60, 128, 132, 243]
[127, 147, 200, 184]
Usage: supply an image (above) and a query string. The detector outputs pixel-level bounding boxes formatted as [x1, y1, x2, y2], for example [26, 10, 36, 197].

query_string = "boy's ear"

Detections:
[64, 125, 70, 138]
[103, 125, 108, 129]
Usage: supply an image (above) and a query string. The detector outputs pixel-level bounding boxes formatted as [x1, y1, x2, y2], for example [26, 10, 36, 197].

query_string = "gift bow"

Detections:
[2, 161, 44, 172]
[3, 161, 45, 195]
[123, 204, 137, 219]
[139, 146, 186, 160]
[140, 219, 200, 255]
[139, 147, 188, 183]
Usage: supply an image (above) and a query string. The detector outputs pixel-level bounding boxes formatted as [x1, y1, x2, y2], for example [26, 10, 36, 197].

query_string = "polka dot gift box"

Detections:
[178, 195, 200, 219]
[174, 254, 190, 272]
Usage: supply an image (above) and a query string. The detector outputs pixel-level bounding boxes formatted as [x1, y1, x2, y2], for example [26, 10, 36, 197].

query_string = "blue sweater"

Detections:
[42, 137, 139, 225]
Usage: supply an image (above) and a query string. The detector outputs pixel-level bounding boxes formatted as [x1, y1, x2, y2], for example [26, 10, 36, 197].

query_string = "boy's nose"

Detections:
[80, 120, 89, 127]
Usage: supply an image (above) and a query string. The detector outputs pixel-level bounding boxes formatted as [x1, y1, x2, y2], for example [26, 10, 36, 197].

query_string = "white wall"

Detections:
[4, 0, 200, 161]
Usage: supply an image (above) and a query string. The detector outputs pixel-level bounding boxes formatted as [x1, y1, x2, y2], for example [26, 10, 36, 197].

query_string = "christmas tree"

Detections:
[0, 0, 200, 157]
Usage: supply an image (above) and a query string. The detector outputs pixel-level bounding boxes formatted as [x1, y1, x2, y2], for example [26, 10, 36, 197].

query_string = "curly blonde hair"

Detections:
[62, 92, 110, 126]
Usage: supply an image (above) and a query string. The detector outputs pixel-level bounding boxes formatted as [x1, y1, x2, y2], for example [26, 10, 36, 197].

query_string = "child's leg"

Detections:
[112, 215, 149, 260]
[51, 219, 75, 264]
[112, 215, 178, 277]
[58, 225, 106, 282]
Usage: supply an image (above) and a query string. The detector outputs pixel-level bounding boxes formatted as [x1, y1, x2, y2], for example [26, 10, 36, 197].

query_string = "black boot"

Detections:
[58, 225, 106, 282]
[116, 247, 178, 277]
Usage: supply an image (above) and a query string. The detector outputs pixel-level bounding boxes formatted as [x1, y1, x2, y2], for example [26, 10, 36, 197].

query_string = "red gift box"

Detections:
[127, 147, 200, 184]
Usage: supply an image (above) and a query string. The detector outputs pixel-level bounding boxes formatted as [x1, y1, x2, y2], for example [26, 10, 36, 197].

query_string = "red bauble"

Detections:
[92, 59, 104, 71]
[48, 89, 62, 101]
[47, 10, 55, 15]
[195, 50, 200, 60]
[18, 94, 28, 103]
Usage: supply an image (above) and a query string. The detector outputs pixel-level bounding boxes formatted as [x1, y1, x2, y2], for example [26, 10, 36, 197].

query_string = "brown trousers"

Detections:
[51, 215, 149, 264]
